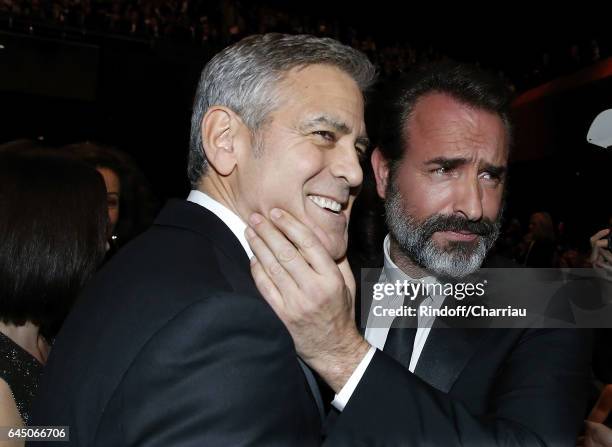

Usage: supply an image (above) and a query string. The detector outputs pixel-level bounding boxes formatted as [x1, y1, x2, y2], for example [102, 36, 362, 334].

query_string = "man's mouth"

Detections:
[307, 195, 342, 214]
[439, 230, 478, 242]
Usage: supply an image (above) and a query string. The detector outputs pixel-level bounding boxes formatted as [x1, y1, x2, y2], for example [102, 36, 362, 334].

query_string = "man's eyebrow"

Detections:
[424, 157, 470, 169]
[301, 115, 369, 147]
[301, 115, 350, 134]
[425, 157, 507, 176]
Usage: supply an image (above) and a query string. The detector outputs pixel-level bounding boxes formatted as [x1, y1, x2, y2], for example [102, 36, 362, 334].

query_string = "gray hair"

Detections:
[187, 33, 376, 187]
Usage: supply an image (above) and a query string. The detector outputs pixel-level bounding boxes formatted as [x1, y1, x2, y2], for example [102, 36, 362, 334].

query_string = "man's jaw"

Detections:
[305, 194, 352, 261]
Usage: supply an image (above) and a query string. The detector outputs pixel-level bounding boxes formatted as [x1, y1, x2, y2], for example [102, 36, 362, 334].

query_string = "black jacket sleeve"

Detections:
[96, 293, 321, 447]
[326, 329, 592, 447]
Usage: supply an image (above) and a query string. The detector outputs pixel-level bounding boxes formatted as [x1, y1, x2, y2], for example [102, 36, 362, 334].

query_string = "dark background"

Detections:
[1, 3, 611, 246]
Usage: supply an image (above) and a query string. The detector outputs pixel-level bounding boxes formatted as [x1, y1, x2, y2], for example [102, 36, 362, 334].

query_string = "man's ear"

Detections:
[371, 147, 390, 199]
[200, 106, 244, 176]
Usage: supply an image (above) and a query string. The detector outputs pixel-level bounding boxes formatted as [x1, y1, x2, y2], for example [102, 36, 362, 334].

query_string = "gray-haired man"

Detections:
[30, 33, 375, 446]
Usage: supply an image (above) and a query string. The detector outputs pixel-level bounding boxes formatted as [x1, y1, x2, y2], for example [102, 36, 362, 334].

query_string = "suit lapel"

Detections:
[154, 200, 259, 296]
[155, 200, 325, 421]
[413, 296, 488, 393]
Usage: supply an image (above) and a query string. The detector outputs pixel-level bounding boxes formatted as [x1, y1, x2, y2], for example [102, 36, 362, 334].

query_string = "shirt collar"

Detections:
[382, 234, 444, 302]
[187, 190, 253, 259]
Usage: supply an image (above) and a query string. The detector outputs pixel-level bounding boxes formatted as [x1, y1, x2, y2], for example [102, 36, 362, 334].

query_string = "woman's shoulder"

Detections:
[0, 377, 23, 429]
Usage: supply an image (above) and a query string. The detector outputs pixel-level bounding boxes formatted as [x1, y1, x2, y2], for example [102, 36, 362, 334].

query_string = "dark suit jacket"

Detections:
[30, 200, 322, 446]
[325, 269, 593, 446]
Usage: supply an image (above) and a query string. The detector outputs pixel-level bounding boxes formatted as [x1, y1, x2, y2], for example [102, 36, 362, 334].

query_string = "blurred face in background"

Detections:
[528, 212, 553, 241]
[96, 167, 121, 235]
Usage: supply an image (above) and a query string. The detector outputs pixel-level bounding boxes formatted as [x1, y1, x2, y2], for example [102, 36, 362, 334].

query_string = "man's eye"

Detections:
[480, 172, 501, 183]
[355, 145, 367, 158]
[433, 167, 450, 175]
[313, 130, 335, 142]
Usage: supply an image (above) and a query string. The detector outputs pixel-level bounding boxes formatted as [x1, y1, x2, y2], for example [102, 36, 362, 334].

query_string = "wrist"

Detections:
[307, 331, 370, 393]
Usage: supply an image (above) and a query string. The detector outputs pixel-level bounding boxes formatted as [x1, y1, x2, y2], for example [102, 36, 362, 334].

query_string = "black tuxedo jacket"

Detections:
[325, 269, 593, 446]
[30, 200, 323, 446]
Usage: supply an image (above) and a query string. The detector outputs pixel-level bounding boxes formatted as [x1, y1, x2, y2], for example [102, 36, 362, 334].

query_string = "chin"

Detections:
[323, 236, 347, 261]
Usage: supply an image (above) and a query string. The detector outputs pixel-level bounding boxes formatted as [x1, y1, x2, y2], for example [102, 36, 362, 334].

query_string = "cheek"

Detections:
[399, 176, 448, 219]
[482, 188, 503, 220]
[295, 150, 324, 178]
[346, 198, 355, 219]
[252, 168, 308, 217]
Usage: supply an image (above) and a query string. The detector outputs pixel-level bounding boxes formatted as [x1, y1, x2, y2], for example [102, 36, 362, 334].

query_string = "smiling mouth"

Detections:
[308, 195, 342, 214]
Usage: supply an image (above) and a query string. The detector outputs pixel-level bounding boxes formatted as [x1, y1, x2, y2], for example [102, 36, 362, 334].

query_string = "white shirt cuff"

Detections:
[331, 345, 377, 411]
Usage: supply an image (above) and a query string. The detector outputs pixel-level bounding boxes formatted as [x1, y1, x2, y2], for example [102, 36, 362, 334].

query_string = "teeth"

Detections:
[308, 195, 342, 213]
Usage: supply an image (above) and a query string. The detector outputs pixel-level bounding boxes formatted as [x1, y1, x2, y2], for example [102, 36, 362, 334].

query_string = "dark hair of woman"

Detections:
[0, 150, 108, 337]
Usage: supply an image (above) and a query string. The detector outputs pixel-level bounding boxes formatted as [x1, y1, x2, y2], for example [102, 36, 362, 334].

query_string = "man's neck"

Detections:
[198, 176, 245, 221]
[389, 236, 429, 279]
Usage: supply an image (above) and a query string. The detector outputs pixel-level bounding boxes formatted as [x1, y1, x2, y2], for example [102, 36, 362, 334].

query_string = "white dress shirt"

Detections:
[332, 234, 445, 411]
[187, 189, 254, 259]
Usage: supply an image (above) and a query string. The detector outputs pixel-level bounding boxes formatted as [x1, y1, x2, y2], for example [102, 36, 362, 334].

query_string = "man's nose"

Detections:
[329, 143, 363, 188]
[452, 176, 484, 222]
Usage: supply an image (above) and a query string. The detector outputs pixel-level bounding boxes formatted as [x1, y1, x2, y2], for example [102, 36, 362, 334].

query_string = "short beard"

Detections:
[384, 177, 501, 280]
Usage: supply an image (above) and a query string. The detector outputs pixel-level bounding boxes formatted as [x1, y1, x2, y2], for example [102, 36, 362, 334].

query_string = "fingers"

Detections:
[588, 385, 612, 423]
[600, 249, 612, 264]
[253, 209, 339, 278]
[595, 262, 612, 274]
[249, 256, 284, 313]
[247, 212, 314, 283]
[583, 420, 612, 447]
[246, 224, 300, 300]
[590, 229, 611, 263]
[591, 229, 611, 247]
[594, 253, 612, 274]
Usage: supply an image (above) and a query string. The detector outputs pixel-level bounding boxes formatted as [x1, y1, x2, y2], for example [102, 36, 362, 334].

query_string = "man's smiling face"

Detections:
[236, 64, 367, 261]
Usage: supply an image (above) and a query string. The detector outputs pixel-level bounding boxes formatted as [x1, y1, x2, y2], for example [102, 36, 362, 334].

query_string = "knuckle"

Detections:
[268, 262, 283, 276]
[278, 245, 298, 263]
[253, 277, 271, 296]
[301, 236, 317, 249]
